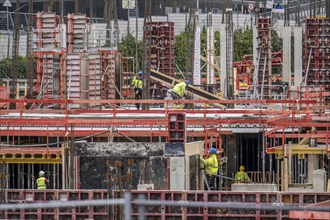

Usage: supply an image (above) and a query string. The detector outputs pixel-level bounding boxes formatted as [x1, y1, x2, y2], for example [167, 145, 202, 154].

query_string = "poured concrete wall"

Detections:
[76, 142, 201, 190]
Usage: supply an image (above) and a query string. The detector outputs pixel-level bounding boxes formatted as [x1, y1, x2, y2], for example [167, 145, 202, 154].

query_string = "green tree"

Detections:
[233, 28, 253, 61]
[175, 29, 221, 73]
[118, 33, 143, 70]
[0, 57, 35, 79]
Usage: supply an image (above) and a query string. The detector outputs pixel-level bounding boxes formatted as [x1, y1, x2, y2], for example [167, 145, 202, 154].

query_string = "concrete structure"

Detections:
[294, 27, 303, 87]
[75, 141, 202, 190]
[282, 26, 291, 84]
[232, 183, 279, 192]
[220, 23, 227, 96]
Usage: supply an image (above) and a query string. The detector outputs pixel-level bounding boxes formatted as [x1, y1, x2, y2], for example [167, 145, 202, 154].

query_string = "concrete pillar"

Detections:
[80, 53, 88, 109]
[207, 13, 214, 85]
[193, 25, 201, 86]
[253, 25, 258, 66]
[282, 26, 291, 84]
[294, 27, 303, 89]
[307, 155, 319, 183]
[53, 54, 61, 102]
[220, 23, 227, 97]
[60, 24, 67, 49]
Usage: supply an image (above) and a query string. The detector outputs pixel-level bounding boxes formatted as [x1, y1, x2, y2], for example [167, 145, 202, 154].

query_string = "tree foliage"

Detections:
[0, 57, 35, 79]
[118, 33, 143, 70]
[233, 28, 253, 61]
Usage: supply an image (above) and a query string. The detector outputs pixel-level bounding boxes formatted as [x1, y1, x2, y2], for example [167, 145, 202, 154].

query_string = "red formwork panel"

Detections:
[167, 112, 186, 143]
[305, 18, 330, 103]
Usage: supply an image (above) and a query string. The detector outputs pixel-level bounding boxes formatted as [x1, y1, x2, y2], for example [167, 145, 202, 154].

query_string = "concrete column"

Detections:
[253, 25, 258, 66]
[220, 23, 227, 97]
[80, 53, 89, 109]
[193, 25, 201, 86]
[282, 26, 291, 84]
[307, 155, 319, 183]
[294, 27, 303, 89]
[207, 13, 214, 85]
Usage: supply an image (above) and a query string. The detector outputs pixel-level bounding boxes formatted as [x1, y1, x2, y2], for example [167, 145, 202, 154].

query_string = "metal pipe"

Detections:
[262, 132, 266, 183]
[6, 6, 10, 58]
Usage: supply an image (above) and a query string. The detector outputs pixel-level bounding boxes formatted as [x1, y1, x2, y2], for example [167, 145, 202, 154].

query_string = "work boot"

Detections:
[179, 104, 182, 110]
[174, 104, 177, 110]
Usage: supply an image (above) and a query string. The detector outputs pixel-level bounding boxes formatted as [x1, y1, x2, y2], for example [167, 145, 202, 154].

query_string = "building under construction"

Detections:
[0, 0, 329, 219]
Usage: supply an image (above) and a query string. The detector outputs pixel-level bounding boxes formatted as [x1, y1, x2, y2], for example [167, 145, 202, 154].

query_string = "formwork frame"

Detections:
[305, 18, 330, 101]
[255, 18, 272, 98]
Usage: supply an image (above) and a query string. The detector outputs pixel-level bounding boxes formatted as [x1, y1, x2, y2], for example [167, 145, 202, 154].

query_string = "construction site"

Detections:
[0, 0, 329, 219]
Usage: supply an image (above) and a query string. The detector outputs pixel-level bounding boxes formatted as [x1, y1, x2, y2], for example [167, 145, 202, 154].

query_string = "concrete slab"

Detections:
[232, 184, 279, 192]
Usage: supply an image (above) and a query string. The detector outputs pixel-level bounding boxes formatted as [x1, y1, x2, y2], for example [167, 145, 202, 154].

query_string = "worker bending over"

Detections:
[235, 165, 251, 183]
[36, 170, 48, 189]
[131, 71, 143, 110]
[170, 80, 190, 109]
[200, 148, 218, 190]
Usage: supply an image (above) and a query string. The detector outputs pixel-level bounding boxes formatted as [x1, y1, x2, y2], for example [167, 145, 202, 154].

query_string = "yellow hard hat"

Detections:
[239, 165, 245, 171]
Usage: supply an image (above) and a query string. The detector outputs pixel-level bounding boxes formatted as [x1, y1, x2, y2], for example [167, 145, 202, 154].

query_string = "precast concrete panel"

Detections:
[294, 27, 303, 88]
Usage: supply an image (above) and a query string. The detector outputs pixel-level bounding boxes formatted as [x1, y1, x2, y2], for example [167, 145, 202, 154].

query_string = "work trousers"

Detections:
[134, 88, 142, 110]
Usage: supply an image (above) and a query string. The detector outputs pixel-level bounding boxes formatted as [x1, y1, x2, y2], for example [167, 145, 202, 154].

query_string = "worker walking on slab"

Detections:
[200, 148, 218, 190]
[235, 165, 251, 183]
[170, 80, 190, 110]
[36, 170, 48, 189]
[131, 71, 143, 110]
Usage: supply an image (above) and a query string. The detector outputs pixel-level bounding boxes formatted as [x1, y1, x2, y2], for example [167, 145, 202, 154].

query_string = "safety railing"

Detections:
[1, 190, 329, 219]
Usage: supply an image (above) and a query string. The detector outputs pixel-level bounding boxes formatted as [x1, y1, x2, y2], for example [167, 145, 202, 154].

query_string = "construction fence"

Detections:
[1, 190, 329, 219]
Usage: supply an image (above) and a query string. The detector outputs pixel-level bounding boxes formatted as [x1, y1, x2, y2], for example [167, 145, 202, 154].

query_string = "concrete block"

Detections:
[76, 142, 164, 157]
[313, 169, 327, 192]
[170, 157, 185, 190]
[137, 184, 154, 190]
[232, 184, 279, 192]
[185, 141, 204, 156]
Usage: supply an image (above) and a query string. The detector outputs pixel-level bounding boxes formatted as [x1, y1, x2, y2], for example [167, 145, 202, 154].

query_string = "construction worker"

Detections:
[131, 71, 143, 110]
[36, 170, 48, 189]
[200, 148, 218, 190]
[235, 165, 251, 183]
[170, 79, 190, 109]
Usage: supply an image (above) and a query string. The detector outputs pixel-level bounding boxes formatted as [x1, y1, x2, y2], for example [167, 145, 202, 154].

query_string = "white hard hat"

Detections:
[39, 170, 45, 177]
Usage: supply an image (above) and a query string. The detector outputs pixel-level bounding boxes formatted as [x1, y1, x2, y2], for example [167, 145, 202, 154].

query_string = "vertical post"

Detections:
[262, 132, 266, 183]
[6, 6, 10, 58]
[127, 0, 130, 34]
[135, 0, 138, 71]
[124, 193, 132, 220]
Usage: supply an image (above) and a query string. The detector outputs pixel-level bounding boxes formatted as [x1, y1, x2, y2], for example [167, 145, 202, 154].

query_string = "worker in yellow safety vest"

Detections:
[169, 80, 190, 110]
[235, 165, 251, 183]
[36, 170, 48, 189]
[131, 71, 143, 110]
[200, 148, 218, 190]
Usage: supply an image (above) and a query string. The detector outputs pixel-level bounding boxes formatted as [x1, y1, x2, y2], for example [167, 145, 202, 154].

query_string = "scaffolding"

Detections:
[304, 18, 330, 103]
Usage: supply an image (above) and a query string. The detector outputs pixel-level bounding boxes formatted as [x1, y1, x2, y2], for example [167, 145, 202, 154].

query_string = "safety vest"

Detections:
[132, 77, 143, 89]
[235, 171, 251, 183]
[200, 154, 218, 176]
[172, 82, 187, 98]
[36, 177, 47, 189]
